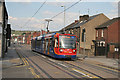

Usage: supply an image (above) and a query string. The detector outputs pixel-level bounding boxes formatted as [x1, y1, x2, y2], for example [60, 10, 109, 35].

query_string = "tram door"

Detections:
[46, 39, 48, 54]
[54, 38, 59, 53]
[44, 39, 46, 54]
[47, 39, 50, 54]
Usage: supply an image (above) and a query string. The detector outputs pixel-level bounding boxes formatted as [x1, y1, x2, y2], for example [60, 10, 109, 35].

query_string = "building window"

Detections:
[101, 29, 104, 37]
[81, 28, 86, 42]
[96, 31, 98, 37]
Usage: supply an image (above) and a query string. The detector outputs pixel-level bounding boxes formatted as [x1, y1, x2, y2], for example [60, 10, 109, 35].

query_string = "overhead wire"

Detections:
[22, 0, 81, 31]
[51, 0, 81, 19]
[23, 0, 47, 28]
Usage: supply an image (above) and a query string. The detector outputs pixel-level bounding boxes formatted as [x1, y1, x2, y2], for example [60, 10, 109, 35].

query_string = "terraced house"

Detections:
[60, 13, 109, 56]
[95, 17, 120, 59]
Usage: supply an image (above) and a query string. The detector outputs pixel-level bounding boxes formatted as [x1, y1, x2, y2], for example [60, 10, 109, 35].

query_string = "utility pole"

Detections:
[61, 5, 66, 32]
[88, 8, 90, 15]
[45, 19, 53, 34]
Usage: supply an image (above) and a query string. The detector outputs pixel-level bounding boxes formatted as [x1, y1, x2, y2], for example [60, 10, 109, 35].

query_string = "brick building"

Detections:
[60, 13, 109, 56]
[0, 1, 8, 58]
[95, 17, 120, 58]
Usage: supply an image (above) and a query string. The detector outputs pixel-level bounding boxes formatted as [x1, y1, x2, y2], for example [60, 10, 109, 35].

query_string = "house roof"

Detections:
[66, 13, 103, 30]
[95, 17, 120, 29]
[60, 22, 77, 31]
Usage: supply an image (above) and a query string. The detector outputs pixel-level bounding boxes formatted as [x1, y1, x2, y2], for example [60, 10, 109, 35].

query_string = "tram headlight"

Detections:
[59, 49, 63, 52]
[73, 50, 76, 52]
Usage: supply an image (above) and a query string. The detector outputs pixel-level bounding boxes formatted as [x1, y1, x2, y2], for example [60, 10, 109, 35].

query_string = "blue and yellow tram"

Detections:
[31, 32, 77, 59]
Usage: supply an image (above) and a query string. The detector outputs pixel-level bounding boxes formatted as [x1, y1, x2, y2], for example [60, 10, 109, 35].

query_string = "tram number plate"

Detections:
[66, 55, 71, 58]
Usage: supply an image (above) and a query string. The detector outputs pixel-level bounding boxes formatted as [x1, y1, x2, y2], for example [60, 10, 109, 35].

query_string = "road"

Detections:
[13, 43, 119, 79]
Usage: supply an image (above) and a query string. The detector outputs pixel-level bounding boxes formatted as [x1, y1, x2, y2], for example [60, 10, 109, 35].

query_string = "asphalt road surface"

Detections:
[10, 43, 119, 79]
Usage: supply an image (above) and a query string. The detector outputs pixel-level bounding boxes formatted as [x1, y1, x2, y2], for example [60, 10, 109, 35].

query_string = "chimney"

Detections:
[75, 20, 78, 23]
[79, 15, 89, 21]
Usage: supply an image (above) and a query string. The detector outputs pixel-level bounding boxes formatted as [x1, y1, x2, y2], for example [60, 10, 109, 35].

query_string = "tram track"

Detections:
[62, 61, 106, 80]
[77, 58, 119, 72]
[18, 44, 118, 79]
[73, 60, 118, 76]
[14, 44, 54, 79]
[32, 51, 105, 79]
[17, 44, 82, 79]
[19, 44, 94, 79]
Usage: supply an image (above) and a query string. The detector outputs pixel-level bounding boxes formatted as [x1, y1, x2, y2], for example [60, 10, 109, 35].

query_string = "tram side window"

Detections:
[46, 39, 48, 49]
[39, 40, 41, 48]
[32, 40, 35, 48]
[49, 38, 52, 47]
[42, 41, 44, 49]
[55, 38, 58, 48]
[36, 40, 40, 47]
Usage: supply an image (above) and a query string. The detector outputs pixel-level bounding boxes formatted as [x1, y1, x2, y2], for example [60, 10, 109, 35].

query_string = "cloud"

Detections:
[41, 10, 79, 31]
[107, 13, 118, 19]
[8, 16, 45, 31]
[6, 0, 119, 2]
[6, 0, 32, 2]
[106, 2, 118, 19]
[8, 16, 17, 20]
[8, 10, 79, 31]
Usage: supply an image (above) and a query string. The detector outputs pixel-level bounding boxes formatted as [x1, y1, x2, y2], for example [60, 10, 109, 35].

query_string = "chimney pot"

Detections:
[79, 15, 89, 21]
[75, 20, 78, 23]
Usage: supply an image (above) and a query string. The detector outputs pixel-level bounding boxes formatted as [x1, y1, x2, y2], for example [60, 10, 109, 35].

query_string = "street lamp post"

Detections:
[61, 5, 66, 32]
[45, 19, 53, 34]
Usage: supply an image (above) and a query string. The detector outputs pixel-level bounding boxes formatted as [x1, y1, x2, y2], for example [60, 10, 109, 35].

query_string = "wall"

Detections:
[96, 28, 108, 44]
[79, 14, 109, 56]
[0, 2, 3, 23]
[108, 20, 119, 43]
[0, 24, 2, 57]
[0, 2, 3, 57]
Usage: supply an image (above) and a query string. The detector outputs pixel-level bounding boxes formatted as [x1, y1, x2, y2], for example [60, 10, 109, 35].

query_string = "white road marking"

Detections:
[41, 55, 46, 58]
[48, 59, 55, 62]
[57, 63, 68, 68]
[73, 69, 92, 78]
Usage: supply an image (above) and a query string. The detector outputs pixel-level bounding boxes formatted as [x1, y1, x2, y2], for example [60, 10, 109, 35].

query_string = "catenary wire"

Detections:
[23, 0, 47, 28]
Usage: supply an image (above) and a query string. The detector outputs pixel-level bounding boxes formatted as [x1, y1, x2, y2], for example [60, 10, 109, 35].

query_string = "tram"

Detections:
[31, 32, 77, 59]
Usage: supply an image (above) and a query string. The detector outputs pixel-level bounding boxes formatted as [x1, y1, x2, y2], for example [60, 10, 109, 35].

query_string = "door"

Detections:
[96, 41, 106, 56]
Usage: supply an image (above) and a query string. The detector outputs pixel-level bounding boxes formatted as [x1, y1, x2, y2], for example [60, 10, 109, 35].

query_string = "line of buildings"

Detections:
[12, 30, 47, 45]
[0, 0, 11, 58]
[13, 13, 120, 59]
[59, 13, 120, 59]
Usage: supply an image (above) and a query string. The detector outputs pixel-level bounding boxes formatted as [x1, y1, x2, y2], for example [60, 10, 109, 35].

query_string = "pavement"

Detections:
[1, 44, 34, 78]
[77, 53, 119, 69]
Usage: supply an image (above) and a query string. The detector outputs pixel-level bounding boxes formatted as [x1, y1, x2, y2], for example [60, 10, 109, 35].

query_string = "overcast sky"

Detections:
[6, 0, 119, 31]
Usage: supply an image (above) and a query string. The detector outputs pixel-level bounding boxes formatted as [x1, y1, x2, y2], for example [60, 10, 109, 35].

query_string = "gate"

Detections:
[96, 46, 106, 56]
